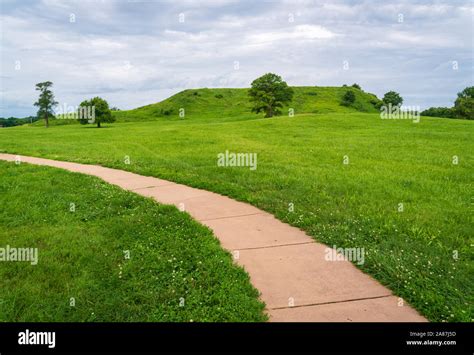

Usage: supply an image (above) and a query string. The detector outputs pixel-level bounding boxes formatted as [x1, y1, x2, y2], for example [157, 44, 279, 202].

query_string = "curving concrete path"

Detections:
[0, 153, 427, 322]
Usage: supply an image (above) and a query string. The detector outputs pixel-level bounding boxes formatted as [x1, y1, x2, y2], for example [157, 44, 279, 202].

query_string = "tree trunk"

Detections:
[45, 114, 49, 128]
[266, 106, 273, 118]
[97, 121, 101, 128]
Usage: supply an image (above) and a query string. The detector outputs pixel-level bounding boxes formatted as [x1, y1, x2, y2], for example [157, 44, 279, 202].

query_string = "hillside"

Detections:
[112, 86, 382, 122]
[29, 86, 382, 126]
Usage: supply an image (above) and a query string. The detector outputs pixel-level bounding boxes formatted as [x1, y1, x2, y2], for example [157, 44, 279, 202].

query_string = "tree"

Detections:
[78, 97, 115, 128]
[341, 90, 356, 106]
[34, 81, 58, 128]
[351, 83, 361, 90]
[382, 91, 403, 107]
[248, 73, 294, 117]
[454, 86, 474, 120]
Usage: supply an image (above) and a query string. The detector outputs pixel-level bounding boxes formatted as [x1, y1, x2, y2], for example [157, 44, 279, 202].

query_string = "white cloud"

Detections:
[248, 25, 337, 44]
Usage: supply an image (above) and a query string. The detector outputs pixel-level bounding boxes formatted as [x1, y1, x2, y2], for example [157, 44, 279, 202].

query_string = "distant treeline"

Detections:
[0, 116, 38, 127]
[420, 107, 455, 119]
[421, 87, 473, 120]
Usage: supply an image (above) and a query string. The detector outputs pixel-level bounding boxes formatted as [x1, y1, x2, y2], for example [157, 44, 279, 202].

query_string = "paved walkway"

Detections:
[0, 153, 426, 322]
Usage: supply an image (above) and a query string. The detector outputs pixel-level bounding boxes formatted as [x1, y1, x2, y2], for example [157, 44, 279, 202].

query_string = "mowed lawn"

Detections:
[0, 112, 473, 321]
[0, 161, 266, 322]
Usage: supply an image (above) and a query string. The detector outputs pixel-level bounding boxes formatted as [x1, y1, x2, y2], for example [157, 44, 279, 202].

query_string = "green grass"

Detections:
[0, 161, 267, 322]
[1, 90, 473, 322]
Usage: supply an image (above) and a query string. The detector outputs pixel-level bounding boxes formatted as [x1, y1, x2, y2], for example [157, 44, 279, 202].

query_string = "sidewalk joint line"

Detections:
[130, 183, 176, 191]
[165, 193, 216, 203]
[200, 212, 265, 222]
[269, 294, 393, 311]
[237, 241, 314, 251]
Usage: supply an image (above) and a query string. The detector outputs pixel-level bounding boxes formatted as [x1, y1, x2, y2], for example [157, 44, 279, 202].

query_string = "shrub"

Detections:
[341, 90, 356, 106]
[369, 97, 382, 109]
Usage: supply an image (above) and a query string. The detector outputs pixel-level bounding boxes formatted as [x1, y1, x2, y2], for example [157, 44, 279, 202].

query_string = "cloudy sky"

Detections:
[0, 0, 472, 117]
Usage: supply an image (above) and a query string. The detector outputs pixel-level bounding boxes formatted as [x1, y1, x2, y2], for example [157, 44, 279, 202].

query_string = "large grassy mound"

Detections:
[0, 161, 266, 322]
[31, 86, 382, 126]
[113, 86, 382, 122]
[1, 112, 472, 322]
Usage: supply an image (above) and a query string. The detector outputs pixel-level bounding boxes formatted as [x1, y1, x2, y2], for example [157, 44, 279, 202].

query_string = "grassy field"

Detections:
[1, 87, 472, 322]
[0, 161, 266, 322]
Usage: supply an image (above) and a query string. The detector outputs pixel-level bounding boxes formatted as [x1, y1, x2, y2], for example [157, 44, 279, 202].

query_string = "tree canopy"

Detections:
[248, 73, 294, 118]
[454, 86, 474, 119]
[78, 97, 115, 128]
[382, 91, 403, 107]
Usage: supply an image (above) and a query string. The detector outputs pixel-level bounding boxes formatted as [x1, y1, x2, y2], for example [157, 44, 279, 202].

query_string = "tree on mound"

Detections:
[78, 97, 115, 128]
[382, 91, 403, 107]
[454, 86, 474, 120]
[248, 73, 294, 117]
